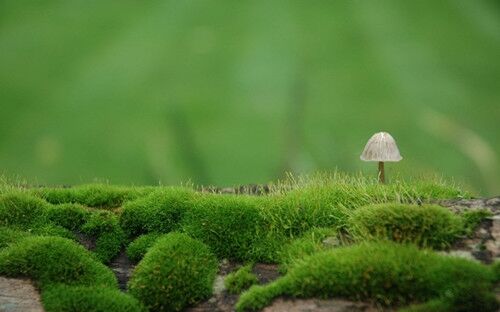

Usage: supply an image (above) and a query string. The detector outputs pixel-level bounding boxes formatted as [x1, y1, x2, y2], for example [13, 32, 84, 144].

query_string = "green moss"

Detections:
[236, 242, 496, 311]
[128, 233, 217, 312]
[461, 209, 492, 237]
[46, 203, 90, 231]
[31, 224, 76, 240]
[126, 233, 163, 263]
[0, 236, 117, 289]
[42, 285, 145, 312]
[225, 264, 258, 294]
[32, 184, 154, 208]
[120, 187, 195, 237]
[0, 226, 31, 248]
[492, 261, 500, 283]
[278, 227, 340, 272]
[349, 204, 463, 249]
[0, 192, 49, 228]
[81, 211, 124, 263]
[182, 194, 269, 261]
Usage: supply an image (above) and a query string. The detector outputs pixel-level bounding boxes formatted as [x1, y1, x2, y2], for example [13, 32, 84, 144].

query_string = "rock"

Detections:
[322, 236, 340, 248]
[263, 298, 380, 312]
[212, 275, 225, 295]
[0, 276, 44, 312]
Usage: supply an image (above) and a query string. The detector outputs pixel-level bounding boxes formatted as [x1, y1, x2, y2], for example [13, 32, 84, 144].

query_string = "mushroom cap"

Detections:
[360, 132, 402, 162]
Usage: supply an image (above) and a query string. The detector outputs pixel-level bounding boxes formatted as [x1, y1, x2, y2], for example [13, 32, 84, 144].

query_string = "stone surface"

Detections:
[0, 277, 44, 312]
[109, 250, 135, 290]
[263, 298, 381, 312]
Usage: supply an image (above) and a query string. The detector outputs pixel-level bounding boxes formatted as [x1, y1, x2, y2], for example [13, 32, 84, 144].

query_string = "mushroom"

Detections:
[360, 132, 402, 183]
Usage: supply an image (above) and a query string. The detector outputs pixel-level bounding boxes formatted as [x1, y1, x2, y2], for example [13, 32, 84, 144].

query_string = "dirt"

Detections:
[0, 276, 44, 312]
[109, 250, 135, 290]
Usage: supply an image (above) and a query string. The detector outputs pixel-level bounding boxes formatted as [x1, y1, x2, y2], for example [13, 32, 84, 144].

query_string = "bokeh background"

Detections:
[1, 1, 499, 195]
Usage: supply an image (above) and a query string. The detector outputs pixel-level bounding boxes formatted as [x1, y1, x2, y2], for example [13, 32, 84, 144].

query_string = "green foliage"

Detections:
[349, 204, 463, 249]
[278, 227, 340, 272]
[0, 236, 117, 289]
[82, 211, 124, 263]
[461, 209, 492, 237]
[0, 226, 31, 248]
[32, 184, 154, 208]
[236, 242, 496, 311]
[225, 264, 258, 294]
[0, 192, 49, 228]
[120, 187, 195, 237]
[182, 194, 269, 261]
[42, 285, 145, 312]
[128, 233, 217, 312]
[126, 233, 163, 263]
[46, 203, 90, 231]
[492, 261, 500, 283]
[31, 224, 76, 240]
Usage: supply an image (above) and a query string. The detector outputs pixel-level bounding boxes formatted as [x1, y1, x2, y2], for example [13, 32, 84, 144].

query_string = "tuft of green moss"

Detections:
[120, 187, 195, 237]
[224, 264, 259, 294]
[128, 233, 217, 312]
[278, 227, 340, 272]
[461, 209, 492, 237]
[349, 204, 463, 249]
[42, 285, 145, 312]
[81, 211, 125, 263]
[0, 236, 117, 289]
[46, 203, 90, 231]
[0, 192, 49, 228]
[32, 184, 154, 208]
[126, 233, 163, 263]
[182, 194, 269, 261]
[0, 226, 31, 248]
[236, 242, 496, 311]
[31, 224, 76, 240]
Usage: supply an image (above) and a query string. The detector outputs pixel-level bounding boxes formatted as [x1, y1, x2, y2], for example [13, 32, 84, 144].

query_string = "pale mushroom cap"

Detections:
[360, 132, 402, 162]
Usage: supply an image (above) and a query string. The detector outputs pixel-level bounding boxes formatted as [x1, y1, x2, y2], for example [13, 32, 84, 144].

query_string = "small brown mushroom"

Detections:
[360, 132, 402, 183]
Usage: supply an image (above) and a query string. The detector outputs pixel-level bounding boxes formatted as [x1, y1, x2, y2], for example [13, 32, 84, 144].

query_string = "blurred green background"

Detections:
[1, 1, 499, 195]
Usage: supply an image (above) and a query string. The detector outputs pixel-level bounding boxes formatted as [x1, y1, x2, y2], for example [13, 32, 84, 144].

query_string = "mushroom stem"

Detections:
[378, 161, 385, 184]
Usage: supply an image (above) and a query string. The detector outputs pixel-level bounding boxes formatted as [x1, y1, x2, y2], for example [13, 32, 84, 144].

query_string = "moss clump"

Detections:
[349, 204, 463, 249]
[0, 236, 117, 289]
[42, 285, 145, 312]
[461, 209, 492, 237]
[32, 184, 154, 208]
[120, 187, 195, 237]
[128, 233, 217, 312]
[0, 192, 49, 228]
[0, 226, 31, 248]
[46, 203, 90, 231]
[81, 211, 125, 263]
[278, 227, 340, 272]
[126, 233, 163, 263]
[224, 264, 258, 294]
[236, 242, 496, 311]
[182, 194, 269, 261]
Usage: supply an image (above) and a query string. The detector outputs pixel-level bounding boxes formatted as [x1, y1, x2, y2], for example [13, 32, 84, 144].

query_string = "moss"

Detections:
[236, 242, 496, 311]
[0, 192, 49, 228]
[31, 224, 76, 240]
[224, 264, 258, 294]
[349, 204, 463, 249]
[0, 236, 117, 289]
[492, 261, 500, 283]
[182, 194, 268, 261]
[128, 233, 217, 312]
[42, 285, 145, 312]
[46, 203, 90, 231]
[32, 184, 154, 208]
[120, 187, 195, 237]
[0, 226, 31, 248]
[126, 233, 163, 263]
[81, 211, 124, 263]
[278, 227, 340, 272]
[461, 209, 492, 237]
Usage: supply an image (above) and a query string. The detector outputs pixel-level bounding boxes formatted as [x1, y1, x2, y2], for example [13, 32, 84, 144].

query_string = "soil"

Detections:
[0, 276, 44, 312]
[109, 250, 135, 290]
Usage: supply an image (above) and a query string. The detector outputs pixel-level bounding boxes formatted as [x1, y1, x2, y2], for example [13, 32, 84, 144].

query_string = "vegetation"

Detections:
[42, 285, 145, 312]
[349, 204, 463, 249]
[128, 233, 218, 312]
[126, 233, 163, 263]
[236, 242, 497, 312]
[224, 264, 259, 294]
[461, 209, 493, 237]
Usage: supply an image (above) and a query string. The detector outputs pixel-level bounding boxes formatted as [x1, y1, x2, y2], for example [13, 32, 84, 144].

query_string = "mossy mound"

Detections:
[349, 204, 463, 249]
[224, 264, 259, 294]
[128, 232, 218, 311]
[236, 242, 497, 311]
[126, 233, 163, 263]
